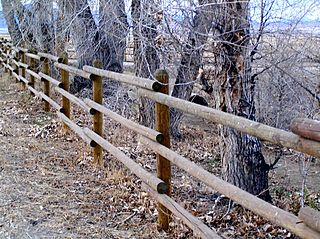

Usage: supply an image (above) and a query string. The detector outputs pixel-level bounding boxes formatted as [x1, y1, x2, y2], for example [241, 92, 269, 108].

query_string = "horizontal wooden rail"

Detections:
[12, 47, 19, 53]
[3, 42, 320, 238]
[12, 71, 20, 81]
[39, 72, 62, 87]
[38, 52, 62, 63]
[18, 62, 30, 69]
[299, 207, 320, 232]
[27, 85, 39, 96]
[17, 47, 28, 53]
[142, 183, 221, 239]
[56, 112, 92, 145]
[84, 99, 164, 143]
[83, 128, 168, 194]
[19, 75, 29, 84]
[83, 65, 162, 92]
[290, 118, 320, 142]
[7, 64, 14, 72]
[68, 59, 79, 67]
[26, 53, 44, 61]
[12, 59, 19, 67]
[139, 136, 320, 239]
[39, 92, 62, 111]
[138, 88, 320, 159]
[55, 62, 93, 80]
[55, 87, 91, 113]
[26, 69, 41, 80]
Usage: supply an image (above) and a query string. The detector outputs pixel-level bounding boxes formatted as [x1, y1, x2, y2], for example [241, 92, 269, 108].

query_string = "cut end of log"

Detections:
[90, 140, 98, 148]
[89, 108, 97, 115]
[290, 118, 320, 142]
[156, 134, 164, 144]
[152, 81, 162, 92]
[298, 206, 320, 232]
[157, 182, 169, 194]
[89, 74, 97, 81]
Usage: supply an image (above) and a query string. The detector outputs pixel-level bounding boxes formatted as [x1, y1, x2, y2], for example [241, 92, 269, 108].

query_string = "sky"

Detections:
[0, 0, 319, 21]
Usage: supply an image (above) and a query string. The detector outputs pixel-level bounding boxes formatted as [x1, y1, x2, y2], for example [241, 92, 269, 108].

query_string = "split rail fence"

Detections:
[0, 38, 320, 239]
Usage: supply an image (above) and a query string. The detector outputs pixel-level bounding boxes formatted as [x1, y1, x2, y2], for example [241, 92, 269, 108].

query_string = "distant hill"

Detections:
[251, 19, 320, 35]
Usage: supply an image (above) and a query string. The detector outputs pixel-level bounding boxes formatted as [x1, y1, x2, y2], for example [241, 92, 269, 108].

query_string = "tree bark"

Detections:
[132, 0, 160, 128]
[209, 1, 271, 201]
[99, 0, 128, 72]
[63, 0, 103, 92]
[31, 1, 55, 53]
[1, 0, 22, 45]
[64, 0, 128, 93]
[12, 0, 34, 46]
[55, 0, 70, 55]
[170, 0, 215, 139]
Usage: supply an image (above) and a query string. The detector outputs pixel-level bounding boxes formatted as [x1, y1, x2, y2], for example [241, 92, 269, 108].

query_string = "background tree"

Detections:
[170, 0, 215, 138]
[2, 0, 319, 202]
[131, 0, 160, 127]
[196, 1, 271, 200]
[1, 0, 22, 45]
[60, 0, 128, 93]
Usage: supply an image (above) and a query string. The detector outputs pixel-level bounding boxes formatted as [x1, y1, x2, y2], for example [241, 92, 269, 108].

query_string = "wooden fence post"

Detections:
[155, 69, 171, 231]
[29, 50, 36, 95]
[42, 55, 50, 111]
[7, 46, 12, 76]
[92, 60, 103, 166]
[4, 44, 8, 74]
[21, 50, 26, 90]
[14, 51, 19, 83]
[60, 52, 70, 129]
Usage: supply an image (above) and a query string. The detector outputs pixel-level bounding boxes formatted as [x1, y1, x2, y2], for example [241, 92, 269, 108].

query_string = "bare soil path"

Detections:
[1, 69, 319, 239]
[0, 72, 169, 238]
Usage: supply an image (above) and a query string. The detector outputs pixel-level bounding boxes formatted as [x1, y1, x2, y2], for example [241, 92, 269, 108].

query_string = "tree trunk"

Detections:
[31, 1, 55, 53]
[209, 1, 271, 201]
[99, 0, 128, 72]
[131, 0, 160, 128]
[64, 0, 128, 93]
[63, 0, 104, 92]
[12, 0, 34, 45]
[1, 0, 22, 45]
[55, 0, 70, 55]
[99, 0, 128, 95]
[170, 0, 214, 139]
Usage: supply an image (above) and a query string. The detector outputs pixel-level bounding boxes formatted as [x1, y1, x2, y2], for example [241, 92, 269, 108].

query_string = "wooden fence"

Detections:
[0, 38, 319, 239]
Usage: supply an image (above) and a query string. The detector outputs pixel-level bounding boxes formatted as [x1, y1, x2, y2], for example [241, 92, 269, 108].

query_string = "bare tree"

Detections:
[30, 1, 55, 52]
[1, 0, 22, 45]
[170, 0, 215, 138]
[201, 1, 271, 200]
[12, 0, 34, 45]
[60, 0, 128, 93]
[99, 0, 128, 72]
[132, 0, 160, 127]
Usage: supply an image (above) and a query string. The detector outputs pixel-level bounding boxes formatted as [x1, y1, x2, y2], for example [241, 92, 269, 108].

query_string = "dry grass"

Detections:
[0, 70, 319, 238]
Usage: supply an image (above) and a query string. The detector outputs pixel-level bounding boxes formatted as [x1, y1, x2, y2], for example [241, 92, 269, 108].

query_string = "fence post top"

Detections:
[93, 59, 103, 69]
[59, 52, 68, 63]
[155, 69, 169, 78]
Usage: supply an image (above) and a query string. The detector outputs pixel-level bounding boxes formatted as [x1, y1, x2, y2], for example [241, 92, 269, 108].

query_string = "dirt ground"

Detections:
[0, 69, 319, 239]
[0, 71, 178, 238]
